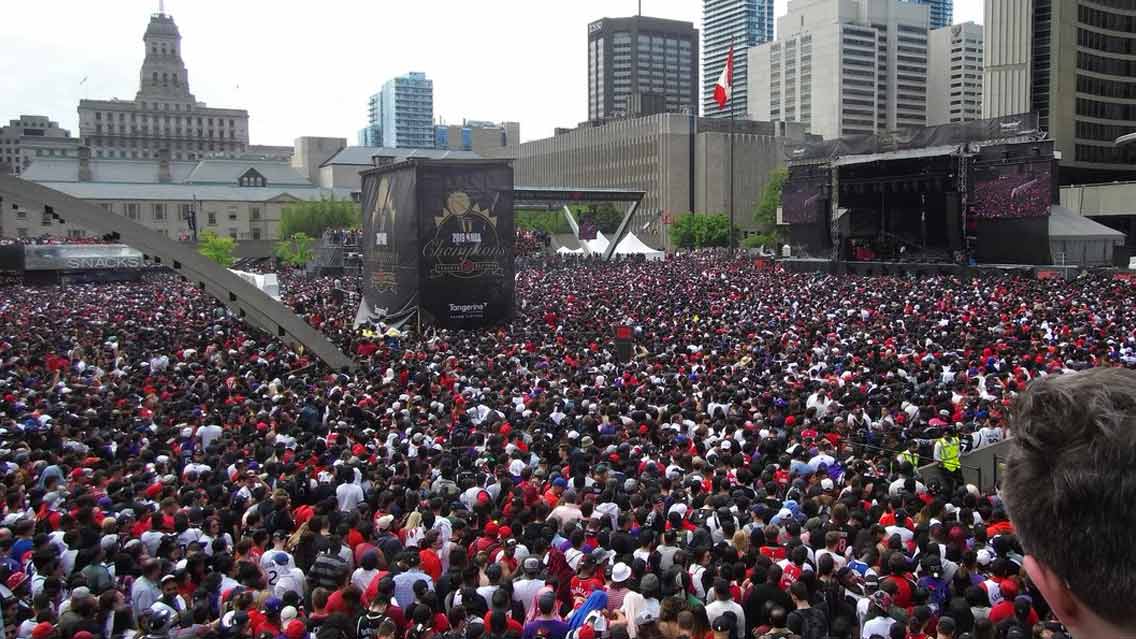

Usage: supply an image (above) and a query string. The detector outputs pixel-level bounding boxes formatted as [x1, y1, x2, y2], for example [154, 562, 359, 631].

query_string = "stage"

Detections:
[779, 257, 1083, 280]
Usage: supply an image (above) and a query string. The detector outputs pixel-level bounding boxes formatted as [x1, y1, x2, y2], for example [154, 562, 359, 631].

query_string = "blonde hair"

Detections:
[731, 530, 749, 554]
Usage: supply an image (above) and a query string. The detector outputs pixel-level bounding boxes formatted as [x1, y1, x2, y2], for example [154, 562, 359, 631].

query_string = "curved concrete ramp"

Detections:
[0, 175, 355, 371]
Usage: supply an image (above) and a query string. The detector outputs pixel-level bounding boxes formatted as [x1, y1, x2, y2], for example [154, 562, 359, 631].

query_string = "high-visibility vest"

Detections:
[940, 437, 961, 472]
[899, 450, 920, 467]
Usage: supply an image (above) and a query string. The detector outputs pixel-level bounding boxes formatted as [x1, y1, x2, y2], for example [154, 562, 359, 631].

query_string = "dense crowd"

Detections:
[969, 172, 1051, 221]
[1, 252, 1131, 639]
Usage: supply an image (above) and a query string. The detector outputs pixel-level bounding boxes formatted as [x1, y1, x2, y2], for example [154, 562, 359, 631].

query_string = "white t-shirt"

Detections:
[862, 616, 895, 639]
[885, 525, 914, 544]
[336, 482, 365, 512]
[197, 425, 223, 450]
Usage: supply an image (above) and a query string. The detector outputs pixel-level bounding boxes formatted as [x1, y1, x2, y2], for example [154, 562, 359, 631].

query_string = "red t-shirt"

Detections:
[420, 548, 443, 582]
[570, 575, 605, 603]
[483, 612, 523, 635]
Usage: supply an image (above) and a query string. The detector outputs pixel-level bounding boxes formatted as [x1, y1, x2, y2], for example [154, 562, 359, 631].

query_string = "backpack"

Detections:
[787, 607, 827, 639]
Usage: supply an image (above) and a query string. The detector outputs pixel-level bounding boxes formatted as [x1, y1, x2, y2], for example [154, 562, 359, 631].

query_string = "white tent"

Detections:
[228, 269, 280, 300]
[581, 232, 610, 255]
[612, 232, 664, 261]
[556, 246, 585, 255]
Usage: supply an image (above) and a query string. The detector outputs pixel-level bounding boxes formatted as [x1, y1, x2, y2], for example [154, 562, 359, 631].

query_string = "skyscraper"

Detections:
[358, 93, 382, 146]
[587, 16, 699, 121]
[748, 0, 930, 140]
[77, 9, 249, 162]
[703, 0, 774, 118]
[927, 22, 983, 125]
[362, 72, 434, 149]
[904, 0, 951, 29]
[984, 0, 1136, 183]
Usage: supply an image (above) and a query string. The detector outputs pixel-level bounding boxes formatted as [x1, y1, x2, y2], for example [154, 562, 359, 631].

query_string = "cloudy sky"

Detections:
[0, 0, 983, 145]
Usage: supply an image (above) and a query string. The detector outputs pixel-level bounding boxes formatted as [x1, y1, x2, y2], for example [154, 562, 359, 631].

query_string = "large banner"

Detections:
[417, 163, 515, 329]
[23, 244, 144, 271]
[361, 165, 419, 324]
[970, 160, 1052, 219]
[785, 113, 1040, 161]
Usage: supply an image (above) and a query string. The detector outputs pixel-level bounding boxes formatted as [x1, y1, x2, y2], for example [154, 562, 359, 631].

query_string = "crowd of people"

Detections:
[1, 250, 1131, 639]
[969, 169, 1052, 220]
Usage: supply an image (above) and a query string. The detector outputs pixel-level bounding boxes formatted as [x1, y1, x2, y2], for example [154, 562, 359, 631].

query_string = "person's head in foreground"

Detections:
[1003, 367, 1136, 637]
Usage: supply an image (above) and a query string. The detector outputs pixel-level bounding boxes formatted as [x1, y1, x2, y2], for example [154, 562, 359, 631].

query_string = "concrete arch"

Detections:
[0, 175, 355, 371]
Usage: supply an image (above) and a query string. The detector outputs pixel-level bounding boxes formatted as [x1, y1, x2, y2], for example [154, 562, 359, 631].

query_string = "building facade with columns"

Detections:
[77, 10, 249, 163]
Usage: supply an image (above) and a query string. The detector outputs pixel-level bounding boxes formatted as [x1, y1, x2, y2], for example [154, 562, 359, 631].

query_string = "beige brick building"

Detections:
[2, 151, 348, 243]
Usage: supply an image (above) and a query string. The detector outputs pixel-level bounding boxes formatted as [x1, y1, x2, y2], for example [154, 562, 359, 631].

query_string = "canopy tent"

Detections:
[1048, 205, 1126, 266]
[611, 232, 665, 260]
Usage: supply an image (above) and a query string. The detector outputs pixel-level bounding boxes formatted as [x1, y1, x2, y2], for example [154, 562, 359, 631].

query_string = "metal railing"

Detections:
[854, 440, 984, 491]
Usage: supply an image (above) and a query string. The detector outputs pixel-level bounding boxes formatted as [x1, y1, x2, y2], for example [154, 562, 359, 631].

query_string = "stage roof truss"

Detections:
[832, 145, 961, 167]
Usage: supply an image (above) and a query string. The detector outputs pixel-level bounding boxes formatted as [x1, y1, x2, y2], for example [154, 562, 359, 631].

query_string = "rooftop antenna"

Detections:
[158, 0, 165, 14]
[638, 0, 642, 16]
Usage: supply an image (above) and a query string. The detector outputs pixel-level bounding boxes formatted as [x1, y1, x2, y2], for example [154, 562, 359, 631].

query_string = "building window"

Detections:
[99, 203, 113, 213]
[41, 212, 52, 226]
[153, 204, 166, 221]
[251, 228, 262, 240]
[228, 228, 238, 240]
[125, 203, 139, 220]
[207, 212, 217, 226]
[250, 207, 261, 221]
[66, 229, 86, 239]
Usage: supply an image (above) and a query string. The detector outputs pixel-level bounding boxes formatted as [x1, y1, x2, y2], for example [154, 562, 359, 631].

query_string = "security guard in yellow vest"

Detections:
[898, 441, 921, 468]
[935, 429, 963, 487]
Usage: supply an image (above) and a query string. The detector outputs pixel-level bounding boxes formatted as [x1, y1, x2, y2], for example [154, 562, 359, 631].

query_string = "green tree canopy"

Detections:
[753, 167, 788, 242]
[280, 196, 361, 239]
[669, 213, 732, 249]
[275, 232, 315, 267]
[198, 230, 236, 267]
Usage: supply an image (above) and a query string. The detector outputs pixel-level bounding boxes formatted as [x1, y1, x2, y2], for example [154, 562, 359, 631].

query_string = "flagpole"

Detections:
[729, 36, 736, 252]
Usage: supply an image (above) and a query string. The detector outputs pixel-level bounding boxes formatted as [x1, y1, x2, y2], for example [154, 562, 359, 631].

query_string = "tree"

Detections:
[753, 167, 789, 242]
[669, 213, 732, 249]
[279, 196, 361, 239]
[198, 231, 235, 267]
[275, 232, 315, 267]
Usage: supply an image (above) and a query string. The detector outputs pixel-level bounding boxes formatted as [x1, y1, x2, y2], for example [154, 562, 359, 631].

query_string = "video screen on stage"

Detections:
[970, 160, 1052, 219]
[781, 175, 826, 224]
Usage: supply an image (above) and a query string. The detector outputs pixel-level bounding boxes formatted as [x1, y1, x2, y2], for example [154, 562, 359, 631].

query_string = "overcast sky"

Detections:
[0, 0, 983, 145]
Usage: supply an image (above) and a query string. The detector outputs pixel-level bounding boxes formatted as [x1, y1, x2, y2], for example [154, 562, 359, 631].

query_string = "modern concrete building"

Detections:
[984, 0, 1136, 184]
[483, 114, 809, 250]
[77, 10, 249, 163]
[587, 16, 699, 121]
[748, 0, 930, 140]
[0, 115, 80, 176]
[904, 0, 951, 29]
[927, 22, 983, 125]
[316, 146, 480, 196]
[434, 120, 520, 154]
[291, 137, 348, 185]
[703, 0, 774, 118]
[3, 152, 348, 243]
[363, 72, 434, 149]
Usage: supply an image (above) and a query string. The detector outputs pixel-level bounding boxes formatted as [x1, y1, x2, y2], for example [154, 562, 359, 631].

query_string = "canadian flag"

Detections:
[713, 46, 734, 111]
